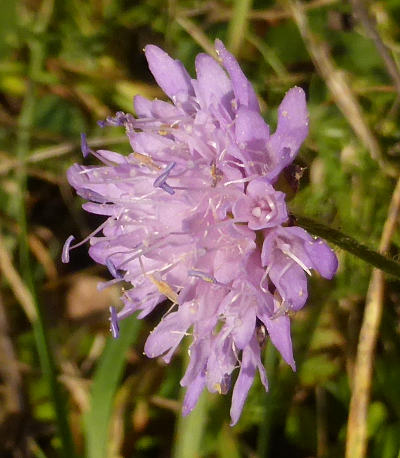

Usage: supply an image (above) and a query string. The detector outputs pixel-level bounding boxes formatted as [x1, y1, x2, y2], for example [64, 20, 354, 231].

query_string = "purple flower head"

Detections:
[63, 40, 337, 425]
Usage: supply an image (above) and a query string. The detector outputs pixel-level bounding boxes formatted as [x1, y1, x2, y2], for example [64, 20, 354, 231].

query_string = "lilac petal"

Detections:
[258, 306, 295, 370]
[233, 307, 256, 350]
[181, 338, 210, 386]
[215, 39, 259, 112]
[144, 45, 194, 102]
[232, 195, 252, 222]
[144, 306, 193, 361]
[213, 237, 255, 283]
[195, 53, 233, 110]
[133, 95, 153, 118]
[81, 202, 116, 216]
[96, 150, 127, 164]
[257, 355, 268, 391]
[121, 281, 164, 320]
[150, 99, 182, 119]
[305, 239, 338, 279]
[267, 87, 309, 180]
[276, 87, 308, 139]
[235, 107, 269, 150]
[182, 370, 206, 416]
[135, 96, 181, 120]
[230, 335, 263, 426]
[269, 259, 308, 310]
[267, 315, 295, 370]
[129, 131, 175, 157]
[206, 331, 236, 394]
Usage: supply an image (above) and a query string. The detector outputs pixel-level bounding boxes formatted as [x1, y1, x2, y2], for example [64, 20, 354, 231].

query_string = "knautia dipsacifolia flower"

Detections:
[63, 40, 338, 425]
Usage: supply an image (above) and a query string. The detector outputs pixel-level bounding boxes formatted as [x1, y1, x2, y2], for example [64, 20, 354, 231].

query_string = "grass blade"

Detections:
[227, 0, 253, 55]
[84, 315, 142, 458]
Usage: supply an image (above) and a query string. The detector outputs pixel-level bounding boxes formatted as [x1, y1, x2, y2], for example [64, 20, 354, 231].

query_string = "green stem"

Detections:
[227, 0, 253, 55]
[294, 215, 400, 279]
[257, 343, 278, 458]
[15, 1, 75, 456]
[173, 342, 208, 458]
[173, 391, 208, 458]
[85, 316, 142, 458]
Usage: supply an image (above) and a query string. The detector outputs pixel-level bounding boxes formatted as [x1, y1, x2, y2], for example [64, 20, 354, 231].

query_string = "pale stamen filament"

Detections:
[281, 247, 312, 276]
[260, 266, 271, 294]
[223, 175, 258, 187]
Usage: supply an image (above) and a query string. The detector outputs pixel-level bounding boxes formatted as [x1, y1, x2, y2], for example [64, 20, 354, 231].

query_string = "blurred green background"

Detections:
[1, 0, 400, 457]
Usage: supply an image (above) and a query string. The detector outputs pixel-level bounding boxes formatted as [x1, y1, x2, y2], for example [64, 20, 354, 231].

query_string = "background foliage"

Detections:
[1, 0, 400, 457]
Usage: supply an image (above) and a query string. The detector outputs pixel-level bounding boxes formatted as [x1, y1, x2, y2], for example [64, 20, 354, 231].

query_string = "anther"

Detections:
[109, 306, 120, 338]
[153, 162, 176, 195]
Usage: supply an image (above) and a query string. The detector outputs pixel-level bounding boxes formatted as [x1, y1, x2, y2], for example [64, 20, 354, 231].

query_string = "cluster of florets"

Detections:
[63, 40, 337, 425]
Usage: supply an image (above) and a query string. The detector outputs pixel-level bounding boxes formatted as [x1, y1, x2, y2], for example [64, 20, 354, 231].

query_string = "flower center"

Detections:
[252, 198, 274, 221]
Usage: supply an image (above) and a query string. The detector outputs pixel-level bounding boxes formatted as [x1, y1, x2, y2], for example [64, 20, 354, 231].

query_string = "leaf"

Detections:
[84, 315, 142, 458]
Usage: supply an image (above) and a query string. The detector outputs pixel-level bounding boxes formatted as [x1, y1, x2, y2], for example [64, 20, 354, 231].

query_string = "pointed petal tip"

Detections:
[214, 38, 224, 52]
[143, 43, 160, 55]
[144, 44, 193, 101]
[229, 417, 239, 427]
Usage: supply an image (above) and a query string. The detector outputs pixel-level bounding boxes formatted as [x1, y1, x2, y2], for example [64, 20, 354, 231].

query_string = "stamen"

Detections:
[116, 237, 170, 271]
[63, 220, 109, 260]
[80, 133, 90, 158]
[160, 183, 175, 195]
[271, 295, 290, 320]
[98, 111, 134, 128]
[277, 262, 292, 284]
[109, 306, 120, 338]
[265, 195, 276, 212]
[79, 133, 120, 166]
[281, 246, 312, 276]
[271, 297, 289, 319]
[231, 341, 241, 366]
[260, 266, 271, 293]
[153, 162, 176, 195]
[148, 275, 179, 303]
[97, 278, 124, 291]
[223, 175, 258, 187]
[188, 269, 217, 284]
[161, 301, 179, 320]
[62, 235, 75, 263]
[170, 331, 192, 336]
[106, 258, 123, 279]
[138, 256, 179, 303]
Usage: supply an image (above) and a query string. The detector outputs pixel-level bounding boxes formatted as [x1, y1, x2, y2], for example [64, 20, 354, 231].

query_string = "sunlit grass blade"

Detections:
[84, 315, 142, 458]
[13, 1, 76, 455]
[173, 390, 208, 458]
[257, 343, 278, 458]
[173, 341, 208, 458]
[227, 0, 253, 55]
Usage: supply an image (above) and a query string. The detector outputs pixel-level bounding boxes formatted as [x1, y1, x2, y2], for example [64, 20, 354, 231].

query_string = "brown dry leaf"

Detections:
[66, 274, 119, 321]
